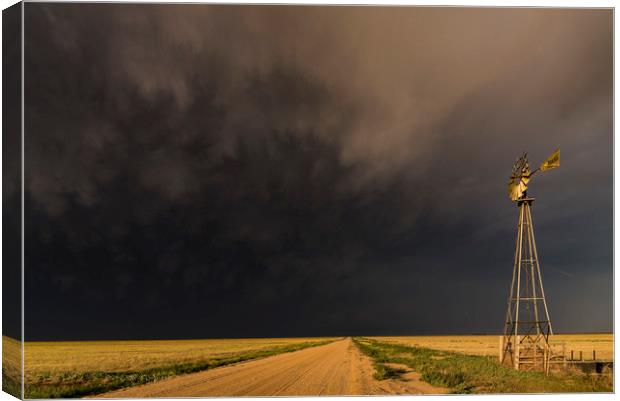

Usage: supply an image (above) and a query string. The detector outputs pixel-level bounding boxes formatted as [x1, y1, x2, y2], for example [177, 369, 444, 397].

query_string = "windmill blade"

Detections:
[508, 183, 521, 201]
[508, 152, 531, 200]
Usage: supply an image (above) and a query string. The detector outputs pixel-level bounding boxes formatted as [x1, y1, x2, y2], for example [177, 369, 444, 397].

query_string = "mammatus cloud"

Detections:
[22, 4, 612, 340]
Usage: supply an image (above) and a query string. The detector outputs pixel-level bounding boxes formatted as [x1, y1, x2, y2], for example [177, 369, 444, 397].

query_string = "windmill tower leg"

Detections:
[524, 203, 541, 335]
[502, 198, 552, 373]
[502, 200, 525, 367]
[527, 203, 553, 337]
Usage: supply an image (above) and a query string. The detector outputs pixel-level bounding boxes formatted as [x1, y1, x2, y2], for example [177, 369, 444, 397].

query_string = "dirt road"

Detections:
[99, 337, 444, 397]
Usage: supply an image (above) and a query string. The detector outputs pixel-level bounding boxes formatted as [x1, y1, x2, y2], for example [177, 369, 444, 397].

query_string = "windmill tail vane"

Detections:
[501, 148, 561, 375]
[540, 148, 560, 172]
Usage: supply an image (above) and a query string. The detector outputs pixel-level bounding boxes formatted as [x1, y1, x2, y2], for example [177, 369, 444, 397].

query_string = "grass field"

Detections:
[4, 336, 338, 398]
[370, 334, 614, 361]
[2, 336, 22, 398]
[4, 334, 612, 398]
[355, 337, 613, 393]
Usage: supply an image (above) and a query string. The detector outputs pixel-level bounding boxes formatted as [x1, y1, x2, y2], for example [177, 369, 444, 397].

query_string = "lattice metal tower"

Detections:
[500, 150, 560, 373]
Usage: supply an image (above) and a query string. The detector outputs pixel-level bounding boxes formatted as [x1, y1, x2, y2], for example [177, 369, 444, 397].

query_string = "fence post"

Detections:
[562, 343, 567, 368]
[499, 336, 504, 363]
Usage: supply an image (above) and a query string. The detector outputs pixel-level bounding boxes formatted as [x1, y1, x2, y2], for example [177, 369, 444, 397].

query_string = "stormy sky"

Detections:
[18, 4, 612, 340]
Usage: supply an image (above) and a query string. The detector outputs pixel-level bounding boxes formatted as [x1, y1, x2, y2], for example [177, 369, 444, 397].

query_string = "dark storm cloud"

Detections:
[3, 2, 23, 339]
[23, 4, 612, 340]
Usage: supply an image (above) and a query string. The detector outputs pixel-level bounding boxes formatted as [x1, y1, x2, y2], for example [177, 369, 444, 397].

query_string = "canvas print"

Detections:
[1, 2, 613, 399]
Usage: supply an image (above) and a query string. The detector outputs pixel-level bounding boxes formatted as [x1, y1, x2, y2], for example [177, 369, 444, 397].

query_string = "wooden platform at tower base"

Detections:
[498, 336, 613, 375]
[499, 335, 563, 375]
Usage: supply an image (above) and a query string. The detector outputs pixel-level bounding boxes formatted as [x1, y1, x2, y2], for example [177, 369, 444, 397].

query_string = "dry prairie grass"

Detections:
[370, 334, 613, 361]
[2, 336, 22, 397]
[23, 337, 336, 379]
[2, 336, 22, 377]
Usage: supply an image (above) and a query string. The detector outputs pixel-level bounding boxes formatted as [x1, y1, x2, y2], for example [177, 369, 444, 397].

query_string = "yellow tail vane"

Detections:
[540, 148, 560, 171]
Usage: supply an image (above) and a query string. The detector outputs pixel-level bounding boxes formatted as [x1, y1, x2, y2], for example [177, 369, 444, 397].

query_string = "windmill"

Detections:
[500, 149, 560, 374]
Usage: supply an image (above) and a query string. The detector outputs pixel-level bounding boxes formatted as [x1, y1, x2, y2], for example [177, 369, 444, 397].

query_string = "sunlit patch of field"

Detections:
[3, 336, 22, 377]
[24, 337, 335, 376]
[369, 334, 613, 361]
[18, 337, 338, 398]
[2, 336, 22, 397]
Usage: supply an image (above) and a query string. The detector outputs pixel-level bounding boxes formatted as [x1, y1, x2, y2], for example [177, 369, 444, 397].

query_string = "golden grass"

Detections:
[370, 334, 614, 361]
[22, 337, 337, 380]
[2, 336, 23, 398]
[2, 336, 22, 379]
